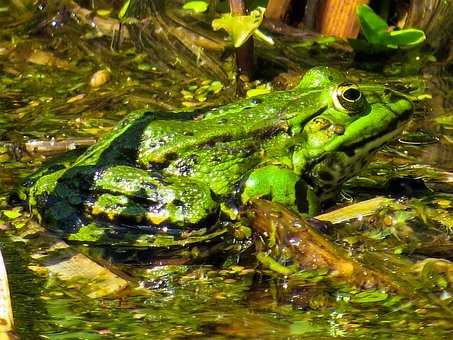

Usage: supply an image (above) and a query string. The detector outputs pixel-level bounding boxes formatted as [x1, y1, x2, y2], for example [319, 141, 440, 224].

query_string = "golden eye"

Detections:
[333, 83, 367, 113]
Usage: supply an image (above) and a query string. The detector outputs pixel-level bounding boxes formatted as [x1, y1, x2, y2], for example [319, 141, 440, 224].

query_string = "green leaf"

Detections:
[256, 252, 298, 275]
[389, 29, 426, 48]
[356, 4, 389, 45]
[12, 221, 26, 229]
[183, 1, 209, 13]
[96, 9, 112, 17]
[435, 114, 453, 127]
[3, 209, 22, 219]
[253, 29, 274, 46]
[246, 83, 272, 98]
[212, 7, 266, 48]
[118, 0, 130, 19]
[246, 87, 271, 98]
[290, 320, 325, 336]
[208, 80, 223, 94]
[68, 224, 106, 242]
[355, 4, 426, 51]
[351, 290, 388, 303]
[366, 228, 393, 240]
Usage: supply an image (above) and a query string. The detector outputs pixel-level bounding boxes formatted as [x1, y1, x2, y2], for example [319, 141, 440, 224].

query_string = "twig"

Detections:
[266, 0, 292, 22]
[0, 250, 14, 336]
[228, 0, 255, 80]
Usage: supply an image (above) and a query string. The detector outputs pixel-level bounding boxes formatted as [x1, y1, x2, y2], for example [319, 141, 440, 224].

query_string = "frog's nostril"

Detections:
[332, 124, 345, 135]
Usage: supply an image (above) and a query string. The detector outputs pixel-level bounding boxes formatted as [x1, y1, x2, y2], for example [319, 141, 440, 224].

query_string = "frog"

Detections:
[20, 67, 412, 248]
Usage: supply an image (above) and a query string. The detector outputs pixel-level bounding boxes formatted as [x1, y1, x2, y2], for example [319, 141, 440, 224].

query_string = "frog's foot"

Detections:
[241, 165, 319, 215]
[26, 167, 90, 235]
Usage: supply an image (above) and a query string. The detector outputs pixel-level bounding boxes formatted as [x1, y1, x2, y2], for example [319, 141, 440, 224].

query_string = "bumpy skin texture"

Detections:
[22, 67, 412, 246]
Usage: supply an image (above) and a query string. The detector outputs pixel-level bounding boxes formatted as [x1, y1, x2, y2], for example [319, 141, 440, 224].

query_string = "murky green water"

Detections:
[1, 1, 452, 338]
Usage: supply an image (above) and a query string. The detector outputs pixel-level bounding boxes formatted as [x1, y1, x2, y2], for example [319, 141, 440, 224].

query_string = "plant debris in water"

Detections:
[0, 0, 452, 338]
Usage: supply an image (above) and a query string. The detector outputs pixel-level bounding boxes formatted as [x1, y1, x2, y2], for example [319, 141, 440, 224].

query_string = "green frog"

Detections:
[21, 67, 412, 247]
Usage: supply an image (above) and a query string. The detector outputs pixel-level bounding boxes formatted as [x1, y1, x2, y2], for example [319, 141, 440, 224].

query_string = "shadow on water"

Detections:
[1, 1, 452, 338]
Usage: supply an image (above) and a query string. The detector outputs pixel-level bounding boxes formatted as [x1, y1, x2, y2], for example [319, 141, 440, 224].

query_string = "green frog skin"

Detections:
[21, 67, 412, 246]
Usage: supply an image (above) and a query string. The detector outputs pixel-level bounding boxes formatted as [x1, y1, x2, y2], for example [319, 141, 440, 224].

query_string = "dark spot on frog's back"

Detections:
[174, 157, 196, 176]
[147, 160, 171, 173]
[173, 199, 185, 208]
[164, 153, 198, 176]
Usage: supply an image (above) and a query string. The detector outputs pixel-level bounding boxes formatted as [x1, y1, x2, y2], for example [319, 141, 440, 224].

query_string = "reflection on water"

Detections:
[0, 1, 452, 338]
[421, 141, 453, 170]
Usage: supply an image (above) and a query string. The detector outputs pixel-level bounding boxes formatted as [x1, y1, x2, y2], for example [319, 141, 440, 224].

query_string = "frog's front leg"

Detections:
[241, 165, 319, 215]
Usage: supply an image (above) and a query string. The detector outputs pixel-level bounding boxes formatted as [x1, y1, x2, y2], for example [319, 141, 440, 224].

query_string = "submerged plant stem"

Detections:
[228, 0, 255, 80]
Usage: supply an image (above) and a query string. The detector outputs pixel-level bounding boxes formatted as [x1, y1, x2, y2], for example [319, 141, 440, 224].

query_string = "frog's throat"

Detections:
[306, 121, 407, 202]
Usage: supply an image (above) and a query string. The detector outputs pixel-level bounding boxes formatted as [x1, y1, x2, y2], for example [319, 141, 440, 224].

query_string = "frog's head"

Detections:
[291, 67, 413, 201]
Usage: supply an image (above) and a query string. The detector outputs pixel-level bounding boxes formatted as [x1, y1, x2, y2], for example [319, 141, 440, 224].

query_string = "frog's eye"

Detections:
[333, 83, 367, 114]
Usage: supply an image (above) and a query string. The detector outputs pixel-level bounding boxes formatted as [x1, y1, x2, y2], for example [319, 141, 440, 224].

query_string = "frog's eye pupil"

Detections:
[343, 88, 361, 101]
[334, 83, 366, 113]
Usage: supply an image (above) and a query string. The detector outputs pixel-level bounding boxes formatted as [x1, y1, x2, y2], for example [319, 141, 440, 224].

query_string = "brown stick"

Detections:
[69, 1, 130, 39]
[228, 0, 255, 80]
[0, 250, 14, 335]
[266, 0, 292, 22]
[317, 0, 369, 38]
[249, 199, 405, 292]
[24, 138, 97, 156]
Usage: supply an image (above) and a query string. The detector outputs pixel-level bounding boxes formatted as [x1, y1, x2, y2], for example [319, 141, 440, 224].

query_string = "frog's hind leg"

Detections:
[82, 165, 219, 237]
[91, 165, 217, 220]
[28, 163, 220, 244]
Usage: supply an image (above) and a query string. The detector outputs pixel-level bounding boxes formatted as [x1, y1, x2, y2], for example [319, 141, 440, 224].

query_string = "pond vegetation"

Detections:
[0, 0, 452, 338]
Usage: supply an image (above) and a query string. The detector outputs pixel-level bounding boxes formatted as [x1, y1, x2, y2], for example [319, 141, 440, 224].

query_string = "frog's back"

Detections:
[137, 93, 296, 164]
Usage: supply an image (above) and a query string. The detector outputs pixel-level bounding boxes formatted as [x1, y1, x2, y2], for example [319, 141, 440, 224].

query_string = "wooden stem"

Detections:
[266, 0, 293, 22]
[228, 0, 246, 13]
[0, 250, 14, 335]
[317, 0, 369, 38]
[228, 0, 255, 80]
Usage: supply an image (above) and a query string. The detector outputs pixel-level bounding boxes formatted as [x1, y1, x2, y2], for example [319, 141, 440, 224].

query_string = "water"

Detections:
[0, 1, 452, 338]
